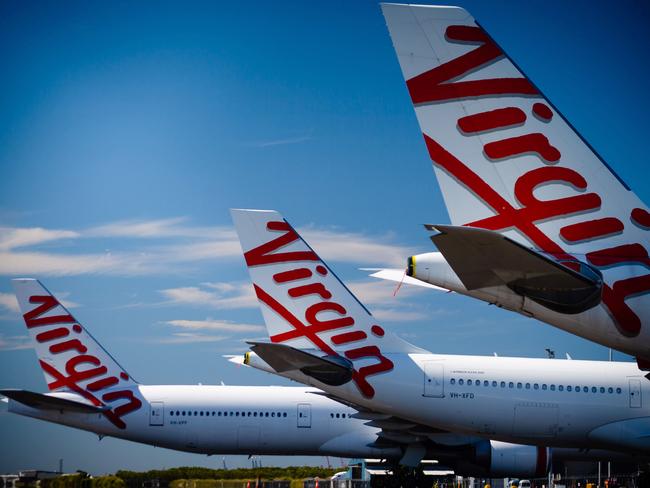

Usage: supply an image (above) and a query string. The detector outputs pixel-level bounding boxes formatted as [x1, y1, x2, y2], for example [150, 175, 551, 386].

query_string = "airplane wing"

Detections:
[364, 268, 450, 292]
[427, 225, 602, 314]
[0, 389, 108, 413]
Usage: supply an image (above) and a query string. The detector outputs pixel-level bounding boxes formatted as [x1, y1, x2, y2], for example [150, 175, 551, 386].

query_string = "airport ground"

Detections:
[2, 463, 648, 488]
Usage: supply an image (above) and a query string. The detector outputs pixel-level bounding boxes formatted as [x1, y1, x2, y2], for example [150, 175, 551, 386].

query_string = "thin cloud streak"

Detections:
[159, 282, 256, 309]
[0, 334, 32, 351]
[155, 333, 230, 344]
[253, 135, 312, 147]
[163, 319, 264, 333]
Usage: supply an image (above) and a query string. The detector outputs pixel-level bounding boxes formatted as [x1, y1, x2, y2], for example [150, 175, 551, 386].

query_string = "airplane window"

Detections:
[616, 388, 622, 394]
[459, 379, 464, 385]
[517, 383, 522, 389]
[508, 382, 513, 388]
[600, 387, 605, 393]
[212, 412, 215, 416]
[541, 384, 546, 390]
[218, 412, 221, 416]
[550, 385, 555, 391]
[285, 413, 288, 417]
[525, 383, 530, 389]
[591, 387, 597, 393]
[230, 412, 234, 416]
[271, 412, 275, 417]
[567, 386, 572, 392]
[278, 412, 282, 417]
[330, 413, 334, 418]
[247, 412, 251, 417]
[170, 411, 174, 416]
[241, 412, 245, 416]
[608, 387, 613, 393]
[200, 412, 204, 416]
[336, 413, 340, 418]
[450, 378, 455, 385]
[253, 412, 257, 417]
[194, 411, 198, 416]
[502, 381, 507, 388]
[467, 379, 472, 385]
[265, 412, 269, 417]
[534, 384, 539, 390]
[182, 411, 186, 416]
[492, 381, 497, 387]
[576, 386, 581, 392]
[484, 380, 489, 387]
[583, 387, 588, 393]
[176, 411, 180, 416]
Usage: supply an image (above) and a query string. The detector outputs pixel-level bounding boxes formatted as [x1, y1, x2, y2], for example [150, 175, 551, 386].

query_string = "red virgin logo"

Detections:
[245, 221, 393, 398]
[24, 296, 142, 429]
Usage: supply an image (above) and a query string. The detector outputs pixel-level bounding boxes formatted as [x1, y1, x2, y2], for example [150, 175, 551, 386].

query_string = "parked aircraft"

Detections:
[369, 4, 650, 366]
[6, 279, 636, 478]
[3, 278, 644, 477]
[230, 208, 649, 467]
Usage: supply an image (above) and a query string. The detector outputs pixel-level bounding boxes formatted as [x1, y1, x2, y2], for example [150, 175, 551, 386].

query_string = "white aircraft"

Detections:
[4, 279, 631, 478]
[230, 208, 649, 467]
[368, 4, 650, 366]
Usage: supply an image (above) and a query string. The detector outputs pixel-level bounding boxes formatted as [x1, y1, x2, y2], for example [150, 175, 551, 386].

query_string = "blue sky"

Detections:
[1, 0, 649, 475]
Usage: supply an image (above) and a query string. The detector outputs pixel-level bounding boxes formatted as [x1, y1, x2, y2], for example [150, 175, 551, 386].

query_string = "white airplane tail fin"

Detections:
[381, 4, 650, 337]
[231, 209, 422, 398]
[11, 279, 142, 428]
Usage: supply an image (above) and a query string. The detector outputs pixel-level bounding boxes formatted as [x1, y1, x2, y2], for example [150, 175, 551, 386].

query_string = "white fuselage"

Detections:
[248, 353, 648, 453]
[7, 385, 399, 458]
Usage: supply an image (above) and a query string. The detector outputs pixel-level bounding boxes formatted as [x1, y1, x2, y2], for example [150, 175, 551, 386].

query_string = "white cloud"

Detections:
[0, 293, 19, 313]
[155, 333, 230, 344]
[159, 282, 257, 309]
[0, 218, 415, 277]
[300, 228, 411, 267]
[371, 307, 427, 322]
[163, 319, 264, 333]
[0, 334, 32, 351]
[88, 218, 231, 240]
[0, 227, 79, 251]
[252, 135, 312, 147]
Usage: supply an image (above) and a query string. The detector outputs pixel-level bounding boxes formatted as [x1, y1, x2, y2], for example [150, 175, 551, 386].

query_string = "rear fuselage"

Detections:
[7, 385, 398, 458]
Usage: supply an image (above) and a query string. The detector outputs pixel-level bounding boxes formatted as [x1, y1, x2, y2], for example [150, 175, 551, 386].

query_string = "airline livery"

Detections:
[370, 4, 650, 365]
[231, 208, 649, 467]
[4, 279, 635, 478]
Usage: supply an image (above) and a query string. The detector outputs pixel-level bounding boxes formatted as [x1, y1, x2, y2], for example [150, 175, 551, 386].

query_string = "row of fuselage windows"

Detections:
[168, 410, 352, 419]
[449, 378, 623, 394]
[170, 410, 288, 418]
[330, 413, 352, 419]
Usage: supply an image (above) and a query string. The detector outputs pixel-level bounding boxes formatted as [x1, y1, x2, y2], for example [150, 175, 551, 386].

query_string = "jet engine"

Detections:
[471, 440, 550, 478]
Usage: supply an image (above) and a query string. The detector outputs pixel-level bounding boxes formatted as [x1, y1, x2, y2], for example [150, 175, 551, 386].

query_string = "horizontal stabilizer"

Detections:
[428, 225, 603, 314]
[247, 342, 353, 386]
[0, 389, 107, 413]
[364, 268, 449, 292]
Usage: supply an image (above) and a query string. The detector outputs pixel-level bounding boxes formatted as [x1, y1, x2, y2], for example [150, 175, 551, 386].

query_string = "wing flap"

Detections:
[247, 342, 353, 386]
[429, 225, 603, 314]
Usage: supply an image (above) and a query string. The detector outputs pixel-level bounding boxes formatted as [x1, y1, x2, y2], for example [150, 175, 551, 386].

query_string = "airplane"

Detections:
[365, 4, 650, 366]
[3, 278, 635, 479]
[230, 208, 650, 468]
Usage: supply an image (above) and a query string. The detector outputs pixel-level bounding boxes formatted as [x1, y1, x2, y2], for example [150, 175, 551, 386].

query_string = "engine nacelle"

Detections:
[473, 440, 550, 478]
